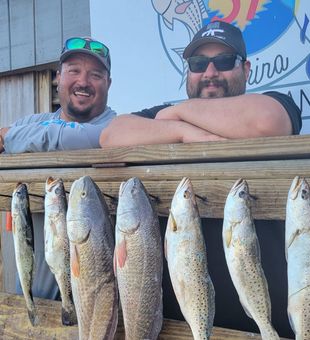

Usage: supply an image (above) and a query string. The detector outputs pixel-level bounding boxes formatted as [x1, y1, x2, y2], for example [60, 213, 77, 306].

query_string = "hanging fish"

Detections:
[285, 176, 310, 339]
[44, 176, 77, 326]
[165, 177, 215, 340]
[114, 177, 163, 340]
[11, 182, 38, 326]
[67, 176, 118, 340]
[222, 178, 279, 340]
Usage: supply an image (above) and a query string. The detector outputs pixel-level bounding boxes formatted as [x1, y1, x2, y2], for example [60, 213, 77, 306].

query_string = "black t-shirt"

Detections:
[132, 91, 302, 134]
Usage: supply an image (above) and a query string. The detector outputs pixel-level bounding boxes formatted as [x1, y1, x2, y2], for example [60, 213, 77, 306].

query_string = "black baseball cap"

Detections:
[60, 37, 111, 73]
[183, 21, 247, 60]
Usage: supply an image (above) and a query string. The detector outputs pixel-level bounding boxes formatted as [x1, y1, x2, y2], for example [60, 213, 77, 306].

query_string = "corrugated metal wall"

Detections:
[0, 0, 91, 73]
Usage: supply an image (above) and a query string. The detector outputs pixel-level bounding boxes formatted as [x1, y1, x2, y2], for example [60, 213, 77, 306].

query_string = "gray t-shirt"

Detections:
[4, 106, 116, 153]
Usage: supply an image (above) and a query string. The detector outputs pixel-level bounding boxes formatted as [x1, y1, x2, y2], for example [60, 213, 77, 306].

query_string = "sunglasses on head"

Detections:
[187, 54, 244, 73]
[63, 37, 109, 57]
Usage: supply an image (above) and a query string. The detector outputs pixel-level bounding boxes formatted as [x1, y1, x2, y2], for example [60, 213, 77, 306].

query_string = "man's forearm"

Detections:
[100, 114, 225, 147]
[155, 94, 292, 138]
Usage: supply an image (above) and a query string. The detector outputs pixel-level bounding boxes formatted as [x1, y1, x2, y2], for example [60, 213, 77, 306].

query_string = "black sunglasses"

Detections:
[187, 54, 244, 73]
[63, 37, 109, 58]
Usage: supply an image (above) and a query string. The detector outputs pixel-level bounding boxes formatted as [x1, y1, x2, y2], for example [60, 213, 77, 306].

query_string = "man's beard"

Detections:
[66, 101, 94, 122]
[187, 76, 246, 99]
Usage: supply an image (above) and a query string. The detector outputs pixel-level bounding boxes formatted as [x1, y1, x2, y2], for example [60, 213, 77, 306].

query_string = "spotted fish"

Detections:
[222, 178, 279, 340]
[285, 176, 310, 339]
[165, 177, 215, 339]
[11, 183, 38, 326]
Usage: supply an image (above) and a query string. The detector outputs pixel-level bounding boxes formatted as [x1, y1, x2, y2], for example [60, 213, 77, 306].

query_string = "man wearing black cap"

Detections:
[0, 36, 115, 153]
[100, 20, 301, 146]
[99, 21, 300, 338]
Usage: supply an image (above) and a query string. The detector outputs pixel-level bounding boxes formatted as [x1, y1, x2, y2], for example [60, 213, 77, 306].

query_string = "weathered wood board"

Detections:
[0, 293, 291, 340]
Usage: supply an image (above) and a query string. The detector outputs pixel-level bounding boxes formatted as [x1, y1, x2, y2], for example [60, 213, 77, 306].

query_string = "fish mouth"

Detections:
[231, 178, 247, 196]
[176, 177, 192, 192]
[46, 177, 62, 192]
[289, 176, 303, 200]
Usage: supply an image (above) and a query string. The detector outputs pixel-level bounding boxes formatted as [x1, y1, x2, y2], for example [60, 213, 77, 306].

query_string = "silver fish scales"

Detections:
[286, 176, 310, 340]
[114, 177, 163, 340]
[11, 182, 38, 326]
[44, 176, 77, 326]
[67, 176, 118, 340]
[222, 178, 279, 340]
[165, 177, 215, 340]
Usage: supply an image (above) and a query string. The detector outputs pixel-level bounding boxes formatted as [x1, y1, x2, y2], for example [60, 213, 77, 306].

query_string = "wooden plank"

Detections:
[0, 158, 308, 182]
[0, 292, 291, 340]
[0, 179, 294, 220]
[1, 135, 310, 169]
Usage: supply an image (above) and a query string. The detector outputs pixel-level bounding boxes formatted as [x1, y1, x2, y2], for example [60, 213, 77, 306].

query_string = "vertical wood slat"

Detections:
[35, 70, 52, 113]
[34, 0, 62, 65]
[0, 73, 36, 126]
[0, 0, 10, 72]
[62, 0, 91, 40]
[9, 0, 35, 69]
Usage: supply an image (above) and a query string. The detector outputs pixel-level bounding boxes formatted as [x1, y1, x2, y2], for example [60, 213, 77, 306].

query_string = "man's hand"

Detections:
[0, 127, 9, 153]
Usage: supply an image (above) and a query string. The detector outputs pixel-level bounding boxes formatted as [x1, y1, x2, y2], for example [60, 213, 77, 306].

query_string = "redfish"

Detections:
[67, 176, 118, 340]
[114, 177, 163, 340]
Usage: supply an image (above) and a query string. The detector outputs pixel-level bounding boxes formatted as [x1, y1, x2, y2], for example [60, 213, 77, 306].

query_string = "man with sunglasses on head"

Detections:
[100, 20, 301, 146]
[0, 36, 115, 301]
[0, 36, 115, 154]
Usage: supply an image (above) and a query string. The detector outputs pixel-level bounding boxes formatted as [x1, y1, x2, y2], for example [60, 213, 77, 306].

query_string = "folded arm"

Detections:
[155, 93, 294, 138]
[3, 121, 105, 153]
[100, 114, 226, 147]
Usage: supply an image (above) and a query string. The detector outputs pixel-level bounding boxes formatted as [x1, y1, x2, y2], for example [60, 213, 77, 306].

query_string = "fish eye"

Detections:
[81, 191, 87, 198]
[183, 190, 190, 199]
[239, 190, 246, 198]
[55, 187, 61, 195]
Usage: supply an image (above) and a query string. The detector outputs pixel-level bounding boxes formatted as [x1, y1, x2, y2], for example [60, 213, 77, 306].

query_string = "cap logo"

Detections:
[202, 28, 225, 39]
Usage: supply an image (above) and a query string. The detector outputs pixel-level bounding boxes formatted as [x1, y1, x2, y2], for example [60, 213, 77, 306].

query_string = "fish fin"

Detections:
[61, 307, 78, 326]
[169, 210, 178, 232]
[164, 236, 167, 260]
[224, 226, 232, 248]
[240, 299, 253, 319]
[71, 245, 80, 278]
[28, 309, 39, 326]
[116, 238, 127, 268]
[288, 310, 296, 334]
[286, 229, 300, 251]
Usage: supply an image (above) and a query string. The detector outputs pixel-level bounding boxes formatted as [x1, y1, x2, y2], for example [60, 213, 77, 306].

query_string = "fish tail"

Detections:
[259, 324, 280, 340]
[61, 306, 78, 326]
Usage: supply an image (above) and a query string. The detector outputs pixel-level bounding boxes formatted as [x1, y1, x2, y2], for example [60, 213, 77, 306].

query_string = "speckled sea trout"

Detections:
[44, 177, 77, 326]
[222, 178, 279, 340]
[11, 183, 38, 326]
[286, 176, 310, 340]
[165, 177, 215, 340]
[114, 177, 163, 340]
[67, 176, 118, 340]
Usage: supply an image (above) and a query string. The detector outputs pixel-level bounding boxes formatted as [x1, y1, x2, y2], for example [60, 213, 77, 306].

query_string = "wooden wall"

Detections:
[0, 0, 91, 73]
